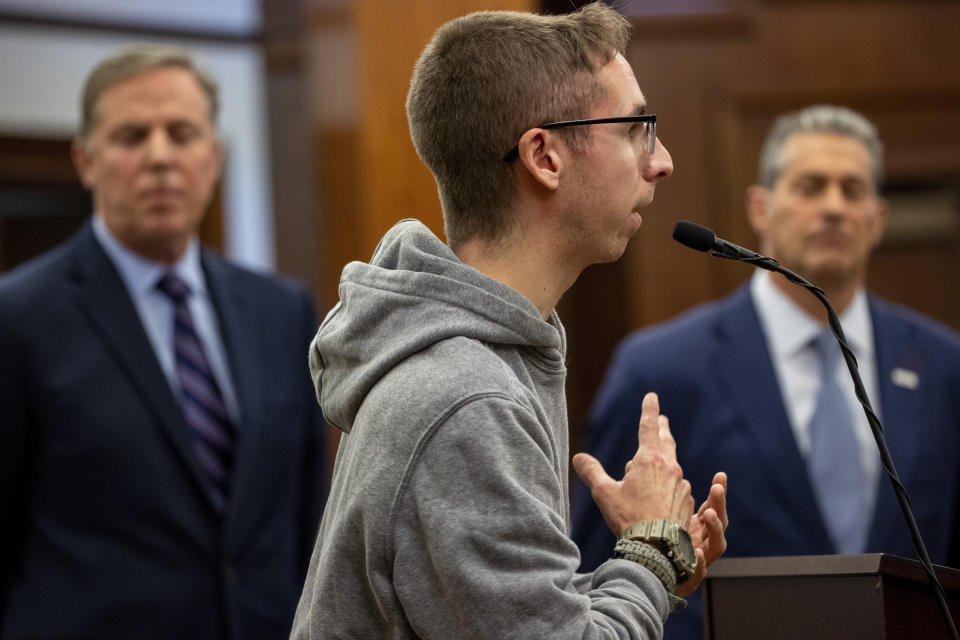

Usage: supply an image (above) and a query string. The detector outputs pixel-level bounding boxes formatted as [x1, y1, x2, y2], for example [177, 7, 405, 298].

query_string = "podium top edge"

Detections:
[706, 553, 960, 587]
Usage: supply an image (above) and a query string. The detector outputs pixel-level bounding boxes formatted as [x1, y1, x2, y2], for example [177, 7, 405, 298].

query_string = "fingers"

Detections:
[637, 392, 677, 455]
[574, 452, 632, 536]
[686, 471, 729, 570]
[634, 392, 679, 474]
[676, 506, 728, 598]
[669, 470, 729, 599]
[572, 453, 613, 493]
[712, 471, 728, 489]
[658, 414, 676, 458]
[697, 508, 728, 566]
[636, 392, 662, 451]
[698, 472, 728, 530]
[674, 478, 695, 525]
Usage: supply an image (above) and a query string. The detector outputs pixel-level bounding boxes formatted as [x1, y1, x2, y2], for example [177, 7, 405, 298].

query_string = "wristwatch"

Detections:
[619, 519, 697, 584]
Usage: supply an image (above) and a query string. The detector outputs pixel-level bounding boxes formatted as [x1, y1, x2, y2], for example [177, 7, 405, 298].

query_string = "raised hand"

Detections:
[573, 392, 694, 537]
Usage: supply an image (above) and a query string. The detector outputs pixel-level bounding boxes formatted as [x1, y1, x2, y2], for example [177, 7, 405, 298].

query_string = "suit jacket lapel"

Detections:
[712, 286, 834, 550]
[202, 253, 264, 537]
[866, 298, 925, 549]
[69, 223, 213, 502]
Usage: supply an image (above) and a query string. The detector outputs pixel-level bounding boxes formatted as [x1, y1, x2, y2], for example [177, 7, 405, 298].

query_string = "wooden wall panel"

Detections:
[305, 0, 535, 304]
[290, 0, 536, 463]
[270, 0, 960, 454]
[560, 0, 960, 444]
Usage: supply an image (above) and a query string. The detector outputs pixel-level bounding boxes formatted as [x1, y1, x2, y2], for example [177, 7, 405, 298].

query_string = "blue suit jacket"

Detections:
[571, 284, 960, 639]
[0, 222, 326, 639]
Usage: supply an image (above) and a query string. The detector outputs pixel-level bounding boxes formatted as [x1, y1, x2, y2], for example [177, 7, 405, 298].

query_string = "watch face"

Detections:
[675, 528, 697, 579]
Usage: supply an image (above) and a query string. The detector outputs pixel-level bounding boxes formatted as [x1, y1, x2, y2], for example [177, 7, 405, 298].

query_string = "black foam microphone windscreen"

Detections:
[672, 220, 715, 253]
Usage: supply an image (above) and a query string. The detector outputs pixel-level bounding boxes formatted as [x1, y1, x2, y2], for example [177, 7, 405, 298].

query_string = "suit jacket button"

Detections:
[223, 564, 239, 584]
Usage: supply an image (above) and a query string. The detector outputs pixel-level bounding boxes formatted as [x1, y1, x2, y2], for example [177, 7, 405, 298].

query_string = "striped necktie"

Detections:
[807, 330, 869, 554]
[157, 272, 235, 514]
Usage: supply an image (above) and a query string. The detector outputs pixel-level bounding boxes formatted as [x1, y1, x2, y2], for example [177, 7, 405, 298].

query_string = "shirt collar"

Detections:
[92, 214, 206, 297]
[751, 269, 873, 360]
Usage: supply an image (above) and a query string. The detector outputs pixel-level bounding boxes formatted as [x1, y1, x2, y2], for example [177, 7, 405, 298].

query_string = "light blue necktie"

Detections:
[807, 330, 869, 555]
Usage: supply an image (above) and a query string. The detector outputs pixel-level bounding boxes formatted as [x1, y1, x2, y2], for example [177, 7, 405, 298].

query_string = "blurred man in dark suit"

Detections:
[0, 43, 326, 639]
[573, 105, 960, 639]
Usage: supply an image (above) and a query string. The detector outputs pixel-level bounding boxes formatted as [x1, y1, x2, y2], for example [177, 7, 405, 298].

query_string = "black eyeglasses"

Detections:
[502, 114, 657, 162]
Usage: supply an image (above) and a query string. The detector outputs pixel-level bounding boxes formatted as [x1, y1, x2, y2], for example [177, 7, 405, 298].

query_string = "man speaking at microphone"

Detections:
[291, 5, 730, 638]
[572, 104, 960, 639]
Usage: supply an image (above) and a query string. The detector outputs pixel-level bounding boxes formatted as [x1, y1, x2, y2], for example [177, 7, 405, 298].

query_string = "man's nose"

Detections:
[820, 182, 847, 216]
[144, 129, 173, 166]
[644, 137, 673, 181]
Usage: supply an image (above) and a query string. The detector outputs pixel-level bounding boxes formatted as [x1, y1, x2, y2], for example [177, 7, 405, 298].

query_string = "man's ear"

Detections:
[516, 128, 562, 191]
[71, 137, 95, 190]
[745, 184, 770, 236]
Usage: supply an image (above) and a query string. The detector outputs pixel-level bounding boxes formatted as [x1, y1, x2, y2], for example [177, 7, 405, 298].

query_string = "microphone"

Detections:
[672, 220, 778, 271]
[671, 219, 959, 640]
[672, 220, 761, 260]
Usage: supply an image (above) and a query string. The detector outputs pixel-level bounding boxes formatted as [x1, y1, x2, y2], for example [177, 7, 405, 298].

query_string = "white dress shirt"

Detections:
[750, 269, 880, 523]
[92, 215, 241, 424]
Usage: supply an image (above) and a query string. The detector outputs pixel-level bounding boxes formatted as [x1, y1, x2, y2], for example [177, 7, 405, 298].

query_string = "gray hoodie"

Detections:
[291, 219, 669, 639]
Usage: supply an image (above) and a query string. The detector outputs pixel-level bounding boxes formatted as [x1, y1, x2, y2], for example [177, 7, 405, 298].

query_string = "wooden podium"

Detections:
[702, 554, 960, 639]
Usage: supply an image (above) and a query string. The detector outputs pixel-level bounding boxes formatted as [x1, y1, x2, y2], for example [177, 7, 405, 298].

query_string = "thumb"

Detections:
[572, 452, 612, 492]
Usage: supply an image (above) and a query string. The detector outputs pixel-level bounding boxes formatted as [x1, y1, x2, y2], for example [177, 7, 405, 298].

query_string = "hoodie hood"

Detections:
[310, 219, 566, 433]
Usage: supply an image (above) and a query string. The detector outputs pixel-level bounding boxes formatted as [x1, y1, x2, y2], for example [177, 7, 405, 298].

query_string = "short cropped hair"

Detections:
[79, 43, 219, 139]
[406, 3, 631, 248]
[758, 104, 884, 190]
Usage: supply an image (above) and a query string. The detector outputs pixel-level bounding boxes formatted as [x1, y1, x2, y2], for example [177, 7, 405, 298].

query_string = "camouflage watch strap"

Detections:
[613, 538, 677, 592]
